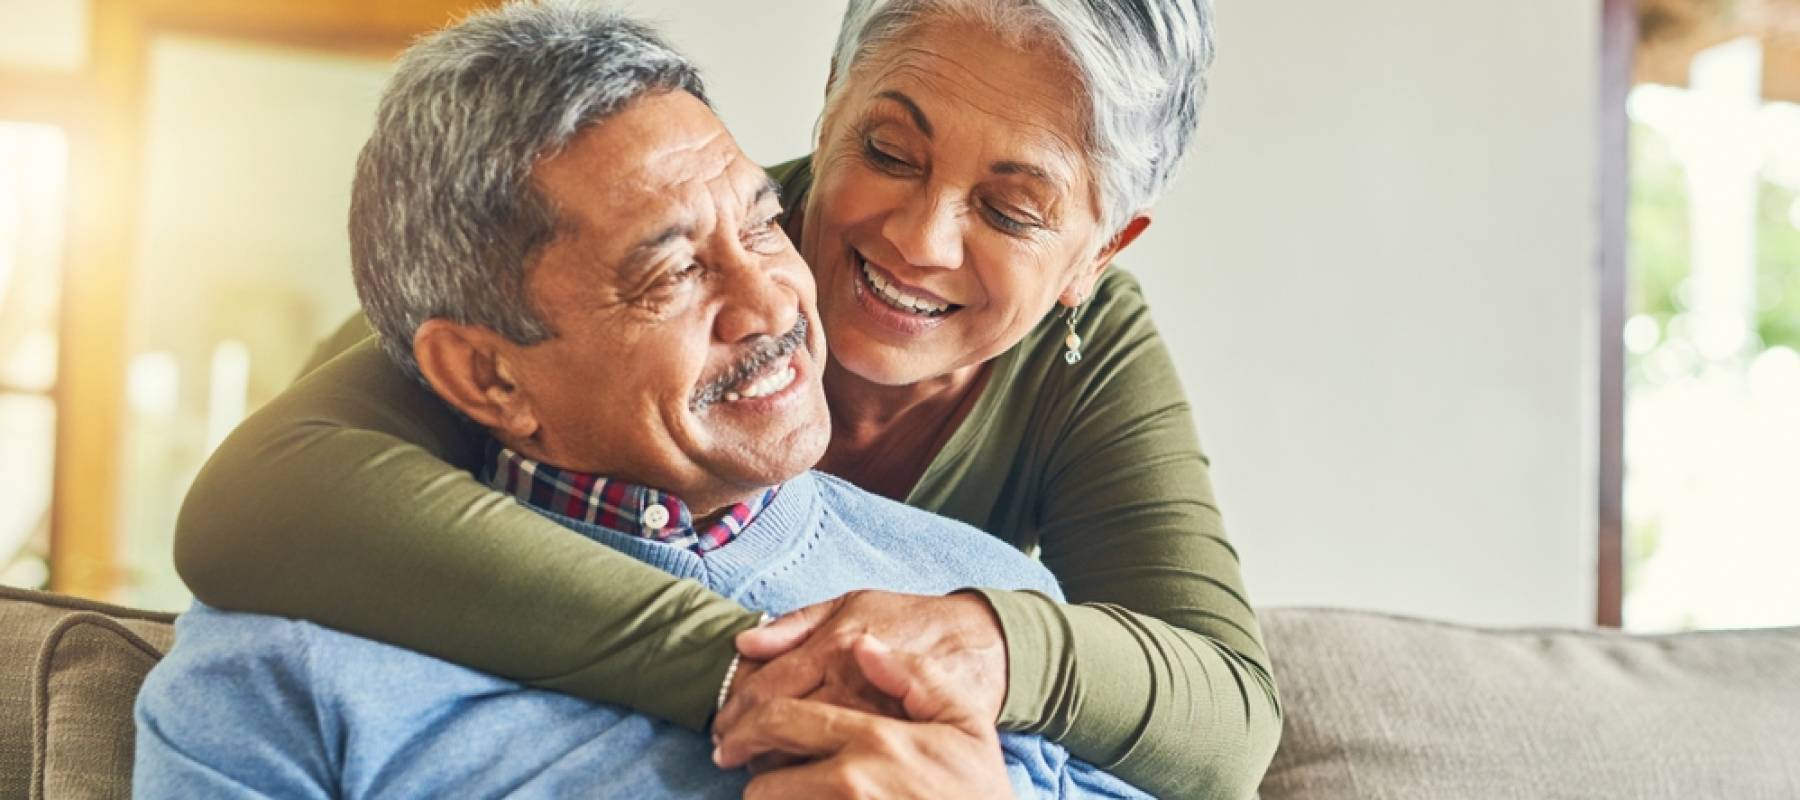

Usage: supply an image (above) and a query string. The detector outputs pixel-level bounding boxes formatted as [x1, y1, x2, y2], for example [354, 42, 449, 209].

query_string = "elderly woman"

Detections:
[176, 0, 1279, 796]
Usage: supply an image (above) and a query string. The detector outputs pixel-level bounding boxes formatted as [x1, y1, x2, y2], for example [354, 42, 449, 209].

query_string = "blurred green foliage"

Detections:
[1629, 120, 1800, 355]
[1628, 121, 1691, 324]
[1755, 181, 1800, 352]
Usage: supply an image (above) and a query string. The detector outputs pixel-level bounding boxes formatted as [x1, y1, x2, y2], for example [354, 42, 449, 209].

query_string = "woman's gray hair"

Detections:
[350, 1, 706, 379]
[825, 0, 1215, 239]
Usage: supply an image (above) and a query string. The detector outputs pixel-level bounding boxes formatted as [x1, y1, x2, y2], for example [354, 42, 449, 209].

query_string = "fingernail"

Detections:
[712, 746, 723, 766]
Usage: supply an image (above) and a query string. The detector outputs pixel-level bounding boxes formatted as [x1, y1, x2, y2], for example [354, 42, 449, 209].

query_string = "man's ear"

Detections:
[1060, 213, 1152, 307]
[412, 319, 539, 441]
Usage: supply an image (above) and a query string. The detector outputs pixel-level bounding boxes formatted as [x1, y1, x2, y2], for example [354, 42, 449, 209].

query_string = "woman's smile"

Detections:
[848, 249, 966, 336]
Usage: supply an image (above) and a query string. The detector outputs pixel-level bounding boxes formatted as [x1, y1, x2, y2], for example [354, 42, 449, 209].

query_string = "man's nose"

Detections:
[713, 255, 799, 346]
[882, 186, 964, 271]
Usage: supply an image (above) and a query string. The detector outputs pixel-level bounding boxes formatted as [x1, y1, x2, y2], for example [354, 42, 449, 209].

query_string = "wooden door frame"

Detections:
[1597, 0, 1636, 628]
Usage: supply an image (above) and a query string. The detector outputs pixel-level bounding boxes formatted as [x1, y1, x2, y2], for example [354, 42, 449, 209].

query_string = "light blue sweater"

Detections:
[133, 471, 1146, 798]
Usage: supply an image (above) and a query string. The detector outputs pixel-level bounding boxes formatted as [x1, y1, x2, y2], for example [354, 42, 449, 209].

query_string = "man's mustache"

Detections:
[690, 313, 810, 411]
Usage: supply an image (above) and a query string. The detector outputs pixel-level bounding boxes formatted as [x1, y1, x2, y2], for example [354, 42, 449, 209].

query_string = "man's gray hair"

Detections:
[351, 1, 706, 378]
[825, 0, 1214, 240]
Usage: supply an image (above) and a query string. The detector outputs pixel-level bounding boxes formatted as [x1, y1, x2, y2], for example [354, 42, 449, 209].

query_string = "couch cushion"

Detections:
[32, 614, 173, 800]
[1257, 607, 1800, 800]
[0, 586, 174, 800]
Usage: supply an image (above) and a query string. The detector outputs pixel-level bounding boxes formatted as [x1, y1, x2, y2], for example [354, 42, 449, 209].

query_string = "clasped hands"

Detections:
[710, 590, 1013, 799]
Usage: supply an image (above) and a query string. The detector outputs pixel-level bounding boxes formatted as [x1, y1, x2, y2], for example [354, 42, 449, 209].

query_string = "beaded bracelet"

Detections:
[716, 613, 772, 711]
[715, 653, 743, 711]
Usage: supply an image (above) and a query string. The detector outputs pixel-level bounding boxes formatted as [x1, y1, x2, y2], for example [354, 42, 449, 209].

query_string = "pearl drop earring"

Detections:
[1063, 301, 1084, 365]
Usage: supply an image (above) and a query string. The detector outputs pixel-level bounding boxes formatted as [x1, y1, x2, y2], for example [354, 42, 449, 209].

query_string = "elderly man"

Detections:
[133, 5, 1141, 799]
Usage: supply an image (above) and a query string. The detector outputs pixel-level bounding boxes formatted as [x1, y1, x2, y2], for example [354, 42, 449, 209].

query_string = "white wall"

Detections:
[621, 0, 847, 165]
[638, 0, 1601, 627]
[1135, 0, 1599, 626]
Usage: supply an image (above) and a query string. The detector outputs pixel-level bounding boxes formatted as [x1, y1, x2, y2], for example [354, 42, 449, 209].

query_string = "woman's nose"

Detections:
[882, 188, 964, 271]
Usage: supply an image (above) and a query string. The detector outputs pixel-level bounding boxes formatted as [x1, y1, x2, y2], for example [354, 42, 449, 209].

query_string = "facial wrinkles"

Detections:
[868, 45, 1087, 180]
[810, 29, 1115, 368]
[535, 140, 726, 314]
[633, 156, 778, 312]
[837, 54, 1095, 279]
[673, 157, 799, 411]
[649, 133, 740, 236]
[839, 102, 1084, 314]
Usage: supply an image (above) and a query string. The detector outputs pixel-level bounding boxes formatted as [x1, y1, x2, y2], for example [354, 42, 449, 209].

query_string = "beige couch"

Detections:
[4, 584, 1798, 799]
[2, 587, 173, 800]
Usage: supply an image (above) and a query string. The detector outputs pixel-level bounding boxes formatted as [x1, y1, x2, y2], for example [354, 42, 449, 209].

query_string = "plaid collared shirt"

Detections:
[483, 443, 775, 555]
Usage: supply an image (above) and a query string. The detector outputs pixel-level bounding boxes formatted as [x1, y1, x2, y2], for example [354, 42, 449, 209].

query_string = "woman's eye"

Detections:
[981, 202, 1036, 235]
[864, 139, 914, 173]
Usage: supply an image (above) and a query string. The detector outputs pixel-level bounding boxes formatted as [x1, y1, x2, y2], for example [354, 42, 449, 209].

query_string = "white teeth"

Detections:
[732, 365, 796, 401]
[860, 257, 950, 315]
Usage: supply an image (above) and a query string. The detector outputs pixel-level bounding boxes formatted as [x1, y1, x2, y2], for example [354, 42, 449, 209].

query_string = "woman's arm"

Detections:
[174, 329, 763, 730]
[982, 273, 1281, 797]
[716, 275, 1279, 797]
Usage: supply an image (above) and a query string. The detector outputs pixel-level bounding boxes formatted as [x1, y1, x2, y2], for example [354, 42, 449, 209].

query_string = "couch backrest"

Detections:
[1257, 607, 1800, 800]
[0, 586, 175, 800]
[9, 592, 1800, 799]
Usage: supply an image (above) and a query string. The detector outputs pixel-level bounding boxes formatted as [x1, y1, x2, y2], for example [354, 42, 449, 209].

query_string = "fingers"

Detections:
[742, 757, 874, 800]
[852, 635, 961, 726]
[738, 712, 1017, 800]
[745, 751, 806, 776]
[736, 597, 843, 659]
[712, 654, 826, 738]
[851, 634, 911, 699]
[713, 698, 876, 769]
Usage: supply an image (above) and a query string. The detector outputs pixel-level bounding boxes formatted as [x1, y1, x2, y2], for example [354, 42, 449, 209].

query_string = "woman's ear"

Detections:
[1061, 213, 1152, 307]
[412, 319, 539, 440]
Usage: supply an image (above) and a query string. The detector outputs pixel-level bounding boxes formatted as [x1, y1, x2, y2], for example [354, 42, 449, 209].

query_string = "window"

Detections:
[1623, 32, 1800, 631]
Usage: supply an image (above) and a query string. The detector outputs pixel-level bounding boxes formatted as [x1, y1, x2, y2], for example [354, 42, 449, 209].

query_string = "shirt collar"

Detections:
[481, 441, 775, 555]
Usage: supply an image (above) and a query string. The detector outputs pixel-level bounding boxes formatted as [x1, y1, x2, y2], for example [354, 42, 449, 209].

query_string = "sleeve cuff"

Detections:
[968, 588, 1156, 764]
[969, 587, 1064, 731]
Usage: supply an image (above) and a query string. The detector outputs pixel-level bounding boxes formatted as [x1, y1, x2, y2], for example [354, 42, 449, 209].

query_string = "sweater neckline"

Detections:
[538, 472, 825, 595]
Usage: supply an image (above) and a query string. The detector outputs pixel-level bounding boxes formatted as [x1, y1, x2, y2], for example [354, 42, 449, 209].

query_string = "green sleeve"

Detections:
[173, 330, 764, 731]
[977, 275, 1282, 798]
[294, 312, 377, 379]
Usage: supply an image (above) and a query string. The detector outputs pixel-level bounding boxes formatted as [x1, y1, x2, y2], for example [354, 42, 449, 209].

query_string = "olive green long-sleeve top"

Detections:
[174, 159, 1281, 799]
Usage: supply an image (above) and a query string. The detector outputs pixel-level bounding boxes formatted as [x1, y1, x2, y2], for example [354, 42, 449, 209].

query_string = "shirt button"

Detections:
[641, 504, 671, 530]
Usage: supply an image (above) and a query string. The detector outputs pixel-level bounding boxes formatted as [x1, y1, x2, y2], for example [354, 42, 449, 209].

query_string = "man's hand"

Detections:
[713, 635, 1015, 799]
[713, 590, 1009, 737]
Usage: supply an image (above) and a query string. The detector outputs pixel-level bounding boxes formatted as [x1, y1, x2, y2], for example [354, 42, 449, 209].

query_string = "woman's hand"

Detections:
[713, 590, 1009, 738]
[714, 635, 1016, 800]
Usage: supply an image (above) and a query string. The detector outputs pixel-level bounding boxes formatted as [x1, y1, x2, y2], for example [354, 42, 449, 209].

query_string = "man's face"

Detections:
[498, 90, 830, 513]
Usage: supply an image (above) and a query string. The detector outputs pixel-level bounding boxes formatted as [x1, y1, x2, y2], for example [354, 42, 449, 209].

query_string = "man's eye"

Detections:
[744, 214, 785, 250]
[659, 263, 701, 286]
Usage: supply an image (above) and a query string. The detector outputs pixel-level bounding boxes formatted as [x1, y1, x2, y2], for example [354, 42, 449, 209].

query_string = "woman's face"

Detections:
[802, 17, 1121, 387]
